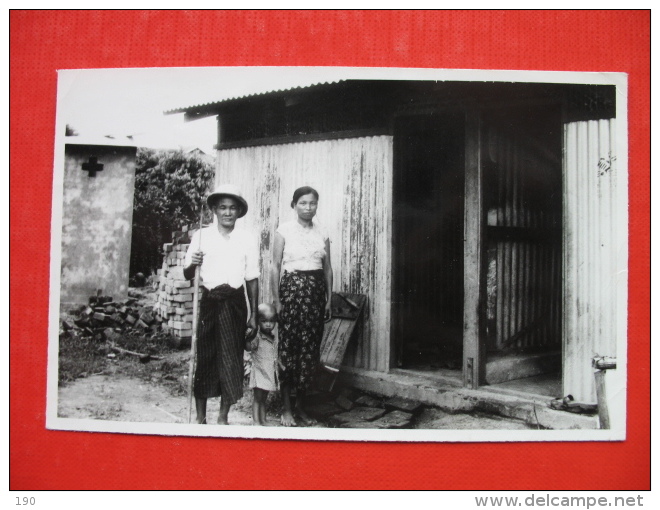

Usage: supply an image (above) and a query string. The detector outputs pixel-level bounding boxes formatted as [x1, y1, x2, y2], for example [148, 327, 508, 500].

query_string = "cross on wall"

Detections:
[81, 156, 104, 177]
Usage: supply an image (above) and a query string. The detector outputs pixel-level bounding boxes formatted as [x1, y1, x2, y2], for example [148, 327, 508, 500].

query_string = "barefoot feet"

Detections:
[217, 400, 230, 425]
[281, 410, 297, 427]
[295, 405, 318, 426]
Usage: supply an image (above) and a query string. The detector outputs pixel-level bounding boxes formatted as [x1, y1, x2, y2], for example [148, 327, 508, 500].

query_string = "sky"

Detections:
[56, 66, 619, 155]
[57, 67, 358, 154]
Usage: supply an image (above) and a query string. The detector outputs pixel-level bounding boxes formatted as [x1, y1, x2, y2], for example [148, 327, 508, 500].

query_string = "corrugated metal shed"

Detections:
[167, 79, 625, 405]
[563, 118, 626, 403]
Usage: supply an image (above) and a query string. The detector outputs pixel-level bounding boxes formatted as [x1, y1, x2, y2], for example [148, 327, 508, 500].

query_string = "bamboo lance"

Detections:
[187, 205, 204, 424]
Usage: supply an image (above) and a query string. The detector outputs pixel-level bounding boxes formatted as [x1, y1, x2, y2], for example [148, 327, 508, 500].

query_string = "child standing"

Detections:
[248, 303, 279, 425]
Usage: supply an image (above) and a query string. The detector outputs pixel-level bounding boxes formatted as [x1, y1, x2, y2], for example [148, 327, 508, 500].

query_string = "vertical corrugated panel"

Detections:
[216, 136, 393, 372]
[487, 126, 562, 352]
[563, 119, 625, 403]
[215, 145, 280, 303]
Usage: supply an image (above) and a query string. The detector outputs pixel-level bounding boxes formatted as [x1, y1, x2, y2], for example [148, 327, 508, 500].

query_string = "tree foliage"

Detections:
[129, 148, 215, 277]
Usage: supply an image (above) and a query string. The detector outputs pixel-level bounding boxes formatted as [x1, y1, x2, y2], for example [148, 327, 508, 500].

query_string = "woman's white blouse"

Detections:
[277, 221, 328, 272]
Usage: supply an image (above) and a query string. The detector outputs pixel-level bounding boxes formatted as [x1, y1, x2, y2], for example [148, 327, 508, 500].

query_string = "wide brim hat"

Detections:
[206, 184, 248, 218]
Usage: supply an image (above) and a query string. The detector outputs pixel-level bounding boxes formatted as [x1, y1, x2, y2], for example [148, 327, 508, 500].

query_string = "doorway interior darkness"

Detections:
[391, 105, 563, 393]
[392, 112, 465, 371]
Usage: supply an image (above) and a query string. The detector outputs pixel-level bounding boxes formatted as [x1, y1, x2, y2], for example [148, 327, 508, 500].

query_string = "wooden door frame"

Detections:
[462, 103, 565, 389]
[462, 109, 487, 388]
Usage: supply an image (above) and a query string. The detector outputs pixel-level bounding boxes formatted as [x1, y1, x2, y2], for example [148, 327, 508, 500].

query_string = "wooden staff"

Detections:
[187, 205, 205, 423]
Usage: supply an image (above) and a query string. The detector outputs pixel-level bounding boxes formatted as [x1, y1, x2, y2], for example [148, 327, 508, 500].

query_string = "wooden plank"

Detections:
[320, 292, 367, 372]
[463, 109, 486, 389]
[594, 369, 611, 429]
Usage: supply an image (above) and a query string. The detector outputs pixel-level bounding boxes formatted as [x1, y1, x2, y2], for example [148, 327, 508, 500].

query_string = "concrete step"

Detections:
[338, 366, 598, 430]
[486, 350, 561, 384]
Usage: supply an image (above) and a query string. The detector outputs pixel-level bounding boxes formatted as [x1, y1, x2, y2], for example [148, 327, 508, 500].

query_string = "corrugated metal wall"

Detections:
[216, 136, 394, 372]
[484, 123, 563, 352]
[563, 119, 625, 403]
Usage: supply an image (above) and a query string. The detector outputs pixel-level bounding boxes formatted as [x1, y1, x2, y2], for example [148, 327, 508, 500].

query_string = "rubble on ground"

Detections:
[305, 385, 421, 429]
[59, 289, 186, 383]
[60, 290, 165, 344]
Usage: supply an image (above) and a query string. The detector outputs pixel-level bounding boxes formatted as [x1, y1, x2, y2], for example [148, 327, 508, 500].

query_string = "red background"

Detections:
[10, 10, 650, 490]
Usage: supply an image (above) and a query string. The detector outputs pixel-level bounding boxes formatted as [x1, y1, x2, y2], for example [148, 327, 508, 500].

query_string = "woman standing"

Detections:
[271, 186, 333, 426]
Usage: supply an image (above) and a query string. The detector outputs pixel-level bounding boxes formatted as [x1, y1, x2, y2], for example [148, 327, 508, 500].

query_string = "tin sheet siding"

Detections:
[563, 119, 626, 403]
[216, 136, 393, 372]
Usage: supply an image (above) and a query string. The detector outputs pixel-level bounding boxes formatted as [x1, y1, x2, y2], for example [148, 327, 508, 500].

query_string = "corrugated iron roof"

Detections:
[64, 134, 137, 148]
[164, 80, 345, 115]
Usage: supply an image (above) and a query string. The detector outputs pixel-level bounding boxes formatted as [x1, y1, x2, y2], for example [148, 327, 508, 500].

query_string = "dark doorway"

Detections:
[480, 104, 563, 390]
[392, 113, 465, 371]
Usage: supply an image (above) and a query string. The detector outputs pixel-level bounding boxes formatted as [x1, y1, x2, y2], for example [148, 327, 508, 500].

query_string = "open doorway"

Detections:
[392, 112, 465, 376]
[480, 105, 563, 397]
[392, 106, 563, 397]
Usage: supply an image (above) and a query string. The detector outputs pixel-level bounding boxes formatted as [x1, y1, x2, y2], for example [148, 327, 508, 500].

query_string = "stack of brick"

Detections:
[154, 224, 201, 346]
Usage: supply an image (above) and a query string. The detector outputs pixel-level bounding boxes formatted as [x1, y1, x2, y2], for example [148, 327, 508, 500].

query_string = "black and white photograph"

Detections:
[47, 67, 628, 441]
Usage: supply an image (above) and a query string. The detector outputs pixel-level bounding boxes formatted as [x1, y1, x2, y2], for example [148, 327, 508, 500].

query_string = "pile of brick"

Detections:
[154, 224, 202, 346]
[61, 290, 161, 342]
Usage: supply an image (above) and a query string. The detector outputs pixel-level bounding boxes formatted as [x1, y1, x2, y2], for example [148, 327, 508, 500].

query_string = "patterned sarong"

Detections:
[194, 284, 247, 404]
[278, 270, 326, 392]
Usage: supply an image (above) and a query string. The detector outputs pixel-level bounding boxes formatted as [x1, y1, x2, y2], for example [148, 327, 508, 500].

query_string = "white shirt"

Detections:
[185, 226, 260, 290]
[277, 220, 329, 272]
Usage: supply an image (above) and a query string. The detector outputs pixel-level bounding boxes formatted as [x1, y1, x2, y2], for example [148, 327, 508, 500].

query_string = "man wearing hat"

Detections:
[184, 184, 259, 424]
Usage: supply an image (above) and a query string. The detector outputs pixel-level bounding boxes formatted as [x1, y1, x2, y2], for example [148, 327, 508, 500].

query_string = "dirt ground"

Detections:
[57, 287, 534, 430]
[57, 368, 533, 430]
[57, 347, 287, 426]
[57, 373, 279, 426]
[57, 341, 326, 427]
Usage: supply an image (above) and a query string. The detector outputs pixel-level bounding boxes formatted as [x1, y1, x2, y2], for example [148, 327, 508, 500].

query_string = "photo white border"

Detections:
[46, 66, 629, 442]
